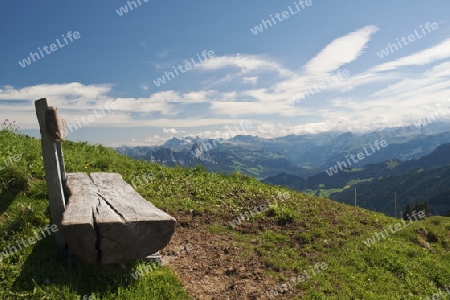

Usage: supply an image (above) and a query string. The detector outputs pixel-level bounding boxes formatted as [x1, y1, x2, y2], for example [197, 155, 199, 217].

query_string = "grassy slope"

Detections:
[0, 130, 450, 299]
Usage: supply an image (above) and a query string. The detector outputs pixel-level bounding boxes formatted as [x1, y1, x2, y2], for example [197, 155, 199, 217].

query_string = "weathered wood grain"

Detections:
[61, 173, 99, 264]
[35, 98, 66, 249]
[62, 172, 176, 265]
[45, 106, 66, 142]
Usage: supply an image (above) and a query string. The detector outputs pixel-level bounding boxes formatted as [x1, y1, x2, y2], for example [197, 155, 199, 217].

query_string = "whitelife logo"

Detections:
[0, 224, 59, 261]
[250, 0, 313, 35]
[325, 140, 388, 176]
[266, 262, 328, 298]
[413, 99, 450, 130]
[115, 0, 149, 16]
[190, 121, 252, 159]
[228, 192, 290, 228]
[0, 153, 22, 171]
[363, 210, 426, 247]
[376, 22, 439, 59]
[289, 69, 350, 105]
[18, 31, 81, 68]
[56, 101, 118, 139]
[153, 50, 215, 87]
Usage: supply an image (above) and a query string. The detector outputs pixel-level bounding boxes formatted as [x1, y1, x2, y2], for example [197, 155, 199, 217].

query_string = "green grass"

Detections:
[306, 187, 345, 198]
[307, 178, 375, 198]
[0, 131, 190, 299]
[346, 178, 374, 186]
[1, 130, 450, 299]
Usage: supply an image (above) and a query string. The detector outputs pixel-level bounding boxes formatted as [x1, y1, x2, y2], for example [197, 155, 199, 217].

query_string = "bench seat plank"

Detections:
[61, 172, 176, 265]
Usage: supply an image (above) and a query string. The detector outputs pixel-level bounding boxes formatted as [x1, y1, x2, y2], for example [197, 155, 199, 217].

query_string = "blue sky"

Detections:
[1, 1, 450, 146]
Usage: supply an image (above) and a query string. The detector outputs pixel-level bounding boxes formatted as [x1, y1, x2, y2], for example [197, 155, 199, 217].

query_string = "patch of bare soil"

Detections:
[161, 211, 297, 300]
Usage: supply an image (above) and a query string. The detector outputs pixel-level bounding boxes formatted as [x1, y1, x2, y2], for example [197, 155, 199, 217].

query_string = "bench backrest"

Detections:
[35, 98, 67, 249]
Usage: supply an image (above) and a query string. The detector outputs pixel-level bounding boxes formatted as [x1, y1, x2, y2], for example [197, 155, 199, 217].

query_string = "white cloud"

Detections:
[156, 47, 178, 58]
[163, 128, 178, 134]
[305, 25, 379, 74]
[242, 77, 258, 85]
[4, 25, 450, 144]
[140, 84, 150, 91]
[0, 82, 112, 100]
[198, 53, 292, 77]
[371, 61, 450, 99]
[372, 38, 450, 72]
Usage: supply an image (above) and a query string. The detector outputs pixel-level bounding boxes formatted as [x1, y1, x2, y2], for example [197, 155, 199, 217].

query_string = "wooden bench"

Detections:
[35, 98, 176, 265]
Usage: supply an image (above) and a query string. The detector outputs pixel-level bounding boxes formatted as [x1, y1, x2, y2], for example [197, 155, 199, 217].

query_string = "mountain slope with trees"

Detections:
[264, 144, 450, 216]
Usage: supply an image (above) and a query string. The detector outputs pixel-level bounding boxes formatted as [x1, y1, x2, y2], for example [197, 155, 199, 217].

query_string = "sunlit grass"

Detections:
[0, 130, 449, 299]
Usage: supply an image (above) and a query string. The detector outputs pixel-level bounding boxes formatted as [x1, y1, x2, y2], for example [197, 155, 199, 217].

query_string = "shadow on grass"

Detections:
[11, 233, 138, 297]
[0, 188, 21, 215]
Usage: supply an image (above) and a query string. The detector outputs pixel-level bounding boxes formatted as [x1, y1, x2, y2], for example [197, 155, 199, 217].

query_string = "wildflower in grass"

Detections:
[1, 118, 20, 134]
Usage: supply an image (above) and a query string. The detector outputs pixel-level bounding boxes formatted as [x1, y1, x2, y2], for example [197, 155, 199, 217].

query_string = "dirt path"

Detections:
[161, 211, 294, 300]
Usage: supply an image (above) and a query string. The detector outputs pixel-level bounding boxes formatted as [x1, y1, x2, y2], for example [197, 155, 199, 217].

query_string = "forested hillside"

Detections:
[264, 144, 450, 216]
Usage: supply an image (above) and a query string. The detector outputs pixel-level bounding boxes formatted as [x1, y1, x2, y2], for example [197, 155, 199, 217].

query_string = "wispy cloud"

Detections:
[162, 128, 178, 134]
[156, 47, 178, 58]
[372, 38, 450, 72]
[3, 25, 450, 144]
[140, 83, 150, 91]
[305, 25, 379, 74]
[198, 54, 292, 77]
[0, 82, 112, 101]
[242, 77, 258, 85]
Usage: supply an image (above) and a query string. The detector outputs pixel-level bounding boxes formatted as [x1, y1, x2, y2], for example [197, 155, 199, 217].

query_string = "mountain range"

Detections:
[116, 122, 450, 217]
